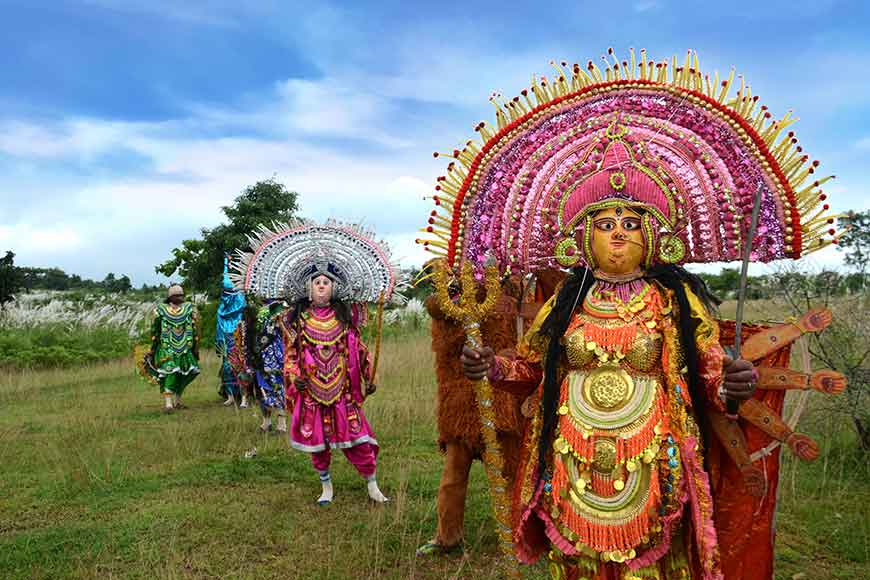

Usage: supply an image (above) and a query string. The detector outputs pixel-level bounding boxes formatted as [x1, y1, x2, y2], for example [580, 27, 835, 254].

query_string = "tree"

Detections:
[0, 250, 23, 306]
[156, 178, 300, 294]
[699, 268, 743, 300]
[116, 275, 132, 294]
[772, 262, 870, 453]
[19, 266, 73, 291]
[838, 210, 870, 289]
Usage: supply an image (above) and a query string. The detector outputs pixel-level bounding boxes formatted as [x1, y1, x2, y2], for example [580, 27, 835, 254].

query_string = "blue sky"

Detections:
[1, 0, 868, 285]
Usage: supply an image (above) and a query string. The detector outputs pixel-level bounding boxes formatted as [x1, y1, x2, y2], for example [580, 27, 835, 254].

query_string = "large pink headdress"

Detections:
[417, 49, 842, 275]
[558, 122, 675, 234]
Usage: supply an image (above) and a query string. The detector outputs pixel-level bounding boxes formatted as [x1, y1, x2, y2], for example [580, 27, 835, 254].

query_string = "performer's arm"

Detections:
[280, 316, 303, 395]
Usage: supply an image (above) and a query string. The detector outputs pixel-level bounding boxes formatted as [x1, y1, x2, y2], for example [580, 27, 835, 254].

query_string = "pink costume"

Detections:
[282, 304, 379, 479]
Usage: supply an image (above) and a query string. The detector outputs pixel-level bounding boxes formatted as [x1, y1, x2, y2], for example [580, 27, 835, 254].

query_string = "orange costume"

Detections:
[417, 49, 844, 579]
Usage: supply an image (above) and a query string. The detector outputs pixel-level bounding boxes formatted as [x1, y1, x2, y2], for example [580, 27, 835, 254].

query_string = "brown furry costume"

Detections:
[424, 271, 564, 548]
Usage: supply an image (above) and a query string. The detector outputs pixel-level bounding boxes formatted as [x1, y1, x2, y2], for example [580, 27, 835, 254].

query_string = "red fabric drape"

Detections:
[710, 321, 792, 580]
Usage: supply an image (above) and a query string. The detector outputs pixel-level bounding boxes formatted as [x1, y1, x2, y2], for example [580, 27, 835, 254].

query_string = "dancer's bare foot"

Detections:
[367, 479, 389, 503]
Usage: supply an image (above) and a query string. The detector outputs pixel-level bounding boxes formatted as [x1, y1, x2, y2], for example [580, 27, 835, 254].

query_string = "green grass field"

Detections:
[1, 334, 867, 579]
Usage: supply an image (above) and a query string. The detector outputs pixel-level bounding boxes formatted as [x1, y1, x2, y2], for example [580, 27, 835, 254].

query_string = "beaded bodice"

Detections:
[549, 281, 682, 562]
[299, 306, 348, 405]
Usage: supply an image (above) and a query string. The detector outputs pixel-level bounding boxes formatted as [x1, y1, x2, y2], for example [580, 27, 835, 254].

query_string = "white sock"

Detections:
[240, 395, 249, 408]
[317, 471, 334, 504]
[223, 395, 234, 406]
[164, 393, 174, 409]
[260, 416, 272, 431]
[367, 477, 388, 503]
[276, 413, 287, 432]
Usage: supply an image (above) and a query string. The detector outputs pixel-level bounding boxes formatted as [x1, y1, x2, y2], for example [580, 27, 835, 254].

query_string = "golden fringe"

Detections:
[416, 49, 837, 259]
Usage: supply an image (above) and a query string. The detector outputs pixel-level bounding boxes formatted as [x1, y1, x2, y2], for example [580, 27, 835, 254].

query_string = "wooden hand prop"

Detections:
[741, 307, 832, 362]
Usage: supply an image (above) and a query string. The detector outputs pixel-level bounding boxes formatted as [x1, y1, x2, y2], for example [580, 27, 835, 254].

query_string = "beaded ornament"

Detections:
[416, 49, 843, 275]
[231, 219, 399, 303]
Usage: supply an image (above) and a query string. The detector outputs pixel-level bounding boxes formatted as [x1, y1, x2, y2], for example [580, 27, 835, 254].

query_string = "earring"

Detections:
[555, 237, 581, 267]
[658, 235, 686, 264]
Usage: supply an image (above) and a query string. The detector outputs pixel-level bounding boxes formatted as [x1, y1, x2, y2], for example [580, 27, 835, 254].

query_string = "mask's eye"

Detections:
[622, 218, 642, 231]
[594, 219, 616, 232]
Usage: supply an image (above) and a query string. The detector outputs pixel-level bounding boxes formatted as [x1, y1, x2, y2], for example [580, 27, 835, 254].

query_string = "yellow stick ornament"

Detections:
[434, 259, 520, 579]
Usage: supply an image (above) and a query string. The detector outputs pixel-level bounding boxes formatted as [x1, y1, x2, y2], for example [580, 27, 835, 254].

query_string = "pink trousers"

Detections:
[311, 442, 378, 480]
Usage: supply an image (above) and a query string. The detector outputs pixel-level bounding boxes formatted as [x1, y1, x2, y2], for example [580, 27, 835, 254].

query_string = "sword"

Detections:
[727, 184, 764, 418]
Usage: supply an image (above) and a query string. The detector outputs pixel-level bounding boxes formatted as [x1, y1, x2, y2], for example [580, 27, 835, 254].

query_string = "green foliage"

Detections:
[102, 272, 133, 294]
[13, 265, 139, 293]
[401, 266, 434, 302]
[699, 268, 742, 299]
[772, 266, 870, 452]
[155, 178, 300, 295]
[839, 210, 870, 279]
[197, 300, 218, 350]
[0, 250, 23, 306]
[0, 325, 133, 369]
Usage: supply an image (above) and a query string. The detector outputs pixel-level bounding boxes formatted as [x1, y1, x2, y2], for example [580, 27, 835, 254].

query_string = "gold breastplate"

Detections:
[564, 316, 663, 374]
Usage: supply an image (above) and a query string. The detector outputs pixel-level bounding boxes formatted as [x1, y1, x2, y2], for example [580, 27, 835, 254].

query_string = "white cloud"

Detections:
[633, 1, 660, 12]
[0, 119, 145, 161]
[0, 224, 85, 254]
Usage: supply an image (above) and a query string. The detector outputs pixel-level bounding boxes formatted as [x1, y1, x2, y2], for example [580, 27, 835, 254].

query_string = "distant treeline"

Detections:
[698, 268, 868, 301]
[15, 267, 162, 294]
[1, 251, 164, 301]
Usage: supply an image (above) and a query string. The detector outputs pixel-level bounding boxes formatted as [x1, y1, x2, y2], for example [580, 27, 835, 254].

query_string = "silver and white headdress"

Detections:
[230, 219, 399, 303]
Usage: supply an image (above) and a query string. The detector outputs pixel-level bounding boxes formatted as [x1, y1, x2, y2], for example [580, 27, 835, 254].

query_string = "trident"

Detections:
[434, 258, 520, 579]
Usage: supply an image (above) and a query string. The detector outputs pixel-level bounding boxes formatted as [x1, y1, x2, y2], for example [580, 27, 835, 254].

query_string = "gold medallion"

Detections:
[583, 366, 635, 410]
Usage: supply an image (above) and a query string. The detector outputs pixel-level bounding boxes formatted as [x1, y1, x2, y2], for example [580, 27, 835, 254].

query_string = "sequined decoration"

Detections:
[417, 49, 841, 277]
[231, 219, 398, 304]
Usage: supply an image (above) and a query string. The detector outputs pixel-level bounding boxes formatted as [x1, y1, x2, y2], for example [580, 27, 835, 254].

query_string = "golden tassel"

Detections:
[587, 60, 604, 83]
[478, 122, 496, 141]
[639, 48, 648, 80]
[630, 48, 638, 80]
[718, 68, 735, 103]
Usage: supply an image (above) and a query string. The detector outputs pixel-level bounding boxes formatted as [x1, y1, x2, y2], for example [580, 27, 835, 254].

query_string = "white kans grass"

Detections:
[0, 291, 207, 337]
[383, 298, 428, 327]
[0, 289, 421, 338]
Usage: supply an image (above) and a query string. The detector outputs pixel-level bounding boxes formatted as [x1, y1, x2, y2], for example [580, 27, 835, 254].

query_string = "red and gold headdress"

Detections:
[417, 49, 842, 274]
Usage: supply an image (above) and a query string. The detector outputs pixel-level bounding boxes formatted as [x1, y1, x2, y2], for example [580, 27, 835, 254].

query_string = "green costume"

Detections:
[150, 302, 200, 395]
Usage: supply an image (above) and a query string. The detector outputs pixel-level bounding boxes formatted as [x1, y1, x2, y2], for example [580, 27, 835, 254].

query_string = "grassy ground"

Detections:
[1, 333, 867, 579]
